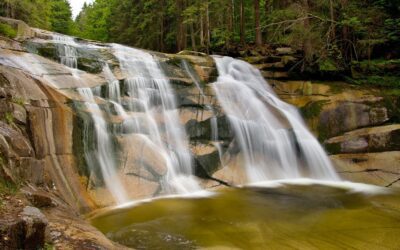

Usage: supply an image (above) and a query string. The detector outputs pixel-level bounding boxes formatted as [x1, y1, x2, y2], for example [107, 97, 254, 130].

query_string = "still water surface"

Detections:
[90, 182, 400, 249]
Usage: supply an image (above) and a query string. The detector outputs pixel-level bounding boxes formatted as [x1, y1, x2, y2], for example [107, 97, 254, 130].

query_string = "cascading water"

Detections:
[78, 88, 128, 203]
[110, 44, 201, 194]
[52, 34, 78, 69]
[51, 35, 129, 203]
[212, 56, 340, 182]
[3, 29, 341, 205]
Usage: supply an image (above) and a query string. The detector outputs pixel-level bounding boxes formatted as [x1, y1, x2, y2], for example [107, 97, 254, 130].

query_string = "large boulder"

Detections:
[0, 206, 48, 250]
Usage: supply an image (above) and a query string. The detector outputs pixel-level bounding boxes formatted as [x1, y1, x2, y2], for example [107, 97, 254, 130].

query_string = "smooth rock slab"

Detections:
[325, 124, 400, 154]
[331, 151, 400, 187]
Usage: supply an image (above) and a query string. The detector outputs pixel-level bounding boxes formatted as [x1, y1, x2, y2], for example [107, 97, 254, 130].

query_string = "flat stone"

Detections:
[15, 157, 45, 185]
[325, 125, 400, 154]
[117, 134, 168, 177]
[276, 47, 295, 55]
[0, 65, 48, 101]
[24, 190, 55, 208]
[331, 151, 400, 187]
[262, 71, 289, 79]
[11, 103, 26, 124]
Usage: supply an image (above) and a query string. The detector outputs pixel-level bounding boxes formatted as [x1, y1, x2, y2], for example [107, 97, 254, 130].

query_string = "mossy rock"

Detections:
[77, 57, 103, 74]
[351, 59, 400, 78]
[186, 116, 233, 141]
[194, 149, 223, 178]
[300, 100, 329, 120]
[37, 46, 58, 61]
[0, 23, 17, 39]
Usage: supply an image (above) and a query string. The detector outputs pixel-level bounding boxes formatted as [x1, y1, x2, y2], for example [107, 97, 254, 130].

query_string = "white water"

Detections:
[52, 34, 78, 69]
[111, 44, 201, 194]
[51, 36, 129, 203]
[213, 56, 340, 182]
[1, 31, 343, 204]
[78, 88, 128, 203]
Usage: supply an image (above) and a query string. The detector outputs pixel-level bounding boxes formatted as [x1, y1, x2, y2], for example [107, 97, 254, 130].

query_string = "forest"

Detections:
[1, 0, 400, 78]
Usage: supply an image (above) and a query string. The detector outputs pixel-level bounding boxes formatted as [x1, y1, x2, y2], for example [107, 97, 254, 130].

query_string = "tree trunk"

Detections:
[190, 22, 196, 50]
[176, 0, 184, 51]
[329, 0, 336, 42]
[227, 0, 234, 46]
[302, 0, 312, 71]
[205, 1, 210, 53]
[200, 11, 205, 47]
[254, 0, 262, 46]
[264, 0, 271, 40]
[160, 0, 165, 51]
[240, 0, 245, 45]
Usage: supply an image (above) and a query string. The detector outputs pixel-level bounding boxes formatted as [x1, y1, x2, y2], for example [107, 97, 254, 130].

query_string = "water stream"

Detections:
[212, 56, 340, 182]
[109, 44, 201, 194]
[90, 182, 400, 249]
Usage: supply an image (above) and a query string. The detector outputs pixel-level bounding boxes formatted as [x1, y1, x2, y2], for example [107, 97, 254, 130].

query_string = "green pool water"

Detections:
[90, 182, 400, 249]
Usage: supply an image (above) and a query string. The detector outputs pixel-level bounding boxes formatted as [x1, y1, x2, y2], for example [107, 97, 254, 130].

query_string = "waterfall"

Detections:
[111, 44, 201, 194]
[212, 56, 340, 182]
[51, 35, 129, 203]
[52, 34, 78, 69]
[78, 88, 128, 203]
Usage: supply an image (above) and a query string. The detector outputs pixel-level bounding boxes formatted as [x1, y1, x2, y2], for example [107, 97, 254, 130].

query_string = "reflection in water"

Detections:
[90, 183, 400, 249]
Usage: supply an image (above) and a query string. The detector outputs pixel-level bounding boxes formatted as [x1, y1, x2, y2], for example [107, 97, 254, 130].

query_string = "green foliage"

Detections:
[351, 76, 400, 88]
[44, 243, 56, 250]
[0, 0, 73, 34]
[0, 0, 51, 29]
[0, 22, 16, 38]
[12, 97, 25, 105]
[2, 0, 399, 74]
[49, 0, 73, 34]
[319, 59, 338, 72]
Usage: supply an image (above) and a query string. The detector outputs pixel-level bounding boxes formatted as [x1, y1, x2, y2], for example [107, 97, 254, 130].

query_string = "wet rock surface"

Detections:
[272, 80, 400, 186]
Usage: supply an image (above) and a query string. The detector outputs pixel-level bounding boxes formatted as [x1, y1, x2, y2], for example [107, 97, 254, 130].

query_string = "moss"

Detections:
[0, 180, 18, 195]
[324, 142, 341, 155]
[72, 111, 90, 179]
[77, 57, 103, 74]
[384, 96, 400, 123]
[12, 97, 25, 106]
[44, 243, 55, 250]
[317, 123, 331, 143]
[4, 112, 14, 125]
[37, 46, 58, 61]
[319, 59, 338, 72]
[300, 100, 329, 120]
[350, 76, 400, 88]
[0, 23, 17, 39]
[166, 57, 183, 67]
[351, 59, 400, 78]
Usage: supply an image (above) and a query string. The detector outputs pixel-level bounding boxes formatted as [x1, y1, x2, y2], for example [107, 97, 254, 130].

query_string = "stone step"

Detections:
[325, 124, 400, 154]
[243, 56, 282, 64]
[261, 70, 289, 79]
[254, 62, 286, 71]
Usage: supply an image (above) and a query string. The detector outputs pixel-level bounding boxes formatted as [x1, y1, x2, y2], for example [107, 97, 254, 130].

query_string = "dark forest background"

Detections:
[1, 0, 400, 77]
